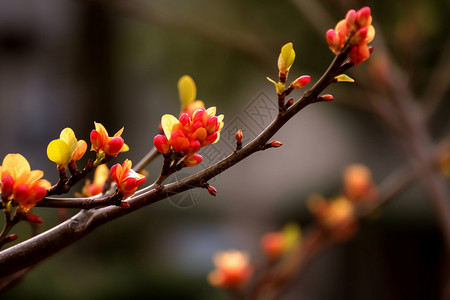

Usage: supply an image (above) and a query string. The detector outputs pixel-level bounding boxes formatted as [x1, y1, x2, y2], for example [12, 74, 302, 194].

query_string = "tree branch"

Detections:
[0, 47, 352, 279]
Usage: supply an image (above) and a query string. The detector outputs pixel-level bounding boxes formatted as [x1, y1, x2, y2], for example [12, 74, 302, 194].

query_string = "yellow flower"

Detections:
[47, 128, 87, 168]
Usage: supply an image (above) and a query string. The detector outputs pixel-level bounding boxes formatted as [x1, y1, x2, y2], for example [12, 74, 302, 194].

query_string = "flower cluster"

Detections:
[0, 154, 51, 212]
[208, 250, 253, 290]
[110, 159, 146, 199]
[307, 164, 377, 240]
[326, 7, 375, 65]
[154, 76, 224, 167]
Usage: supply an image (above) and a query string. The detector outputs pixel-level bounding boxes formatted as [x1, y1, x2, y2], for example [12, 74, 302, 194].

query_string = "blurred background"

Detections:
[0, 0, 449, 299]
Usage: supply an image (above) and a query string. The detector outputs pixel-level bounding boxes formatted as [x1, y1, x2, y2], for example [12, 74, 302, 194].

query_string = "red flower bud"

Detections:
[154, 134, 170, 155]
[6, 234, 18, 243]
[269, 140, 283, 148]
[90, 130, 103, 152]
[14, 184, 31, 203]
[351, 27, 368, 45]
[291, 75, 311, 89]
[104, 137, 125, 157]
[1, 175, 14, 199]
[320, 94, 334, 102]
[345, 9, 357, 27]
[206, 116, 218, 135]
[207, 185, 217, 197]
[356, 7, 371, 28]
[184, 154, 203, 167]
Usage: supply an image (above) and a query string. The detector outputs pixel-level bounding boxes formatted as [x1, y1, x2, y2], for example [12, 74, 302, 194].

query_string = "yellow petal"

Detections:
[206, 107, 216, 117]
[178, 75, 197, 107]
[114, 127, 124, 137]
[366, 25, 375, 44]
[28, 170, 44, 184]
[94, 122, 109, 137]
[72, 140, 87, 161]
[93, 164, 109, 186]
[161, 114, 181, 139]
[47, 139, 71, 166]
[121, 143, 130, 152]
[60, 128, 78, 156]
[2, 153, 31, 185]
[213, 131, 221, 144]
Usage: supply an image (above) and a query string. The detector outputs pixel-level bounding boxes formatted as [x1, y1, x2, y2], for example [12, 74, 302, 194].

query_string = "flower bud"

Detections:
[269, 140, 283, 148]
[6, 234, 18, 243]
[207, 185, 217, 197]
[104, 137, 125, 157]
[154, 134, 170, 155]
[345, 9, 357, 28]
[90, 130, 103, 153]
[235, 130, 243, 144]
[286, 98, 294, 108]
[183, 154, 203, 167]
[290, 75, 311, 89]
[320, 94, 334, 102]
[1, 175, 14, 199]
[351, 27, 368, 45]
[356, 7, 371, 28]
[278, 42, 296, 74]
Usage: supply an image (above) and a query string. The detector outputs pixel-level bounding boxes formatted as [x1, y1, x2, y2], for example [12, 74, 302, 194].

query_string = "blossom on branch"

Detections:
[326, 6, 375, 65]
[90, 122, 129, 158]
[76, 164, 109, 197]
[208, 250, 253, 290]
[110, 159, 146, 199]
[156, 105, 224, 167]
[47, 128, 87, 169]
[0, 154, 51, 212]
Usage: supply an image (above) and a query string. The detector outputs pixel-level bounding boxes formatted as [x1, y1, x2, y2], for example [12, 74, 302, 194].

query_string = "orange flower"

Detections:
[342, 164, 377, 201]
[156, 107, 224, 166]
[90, 122, 129, 157]
[308, 194, 357, 240]
[110, 159, 146, 199]
[0, 154, 51, 212]
[326, 6, 375, 65]
[208, 250, 253, 290]
[76, 164, 109, 197]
